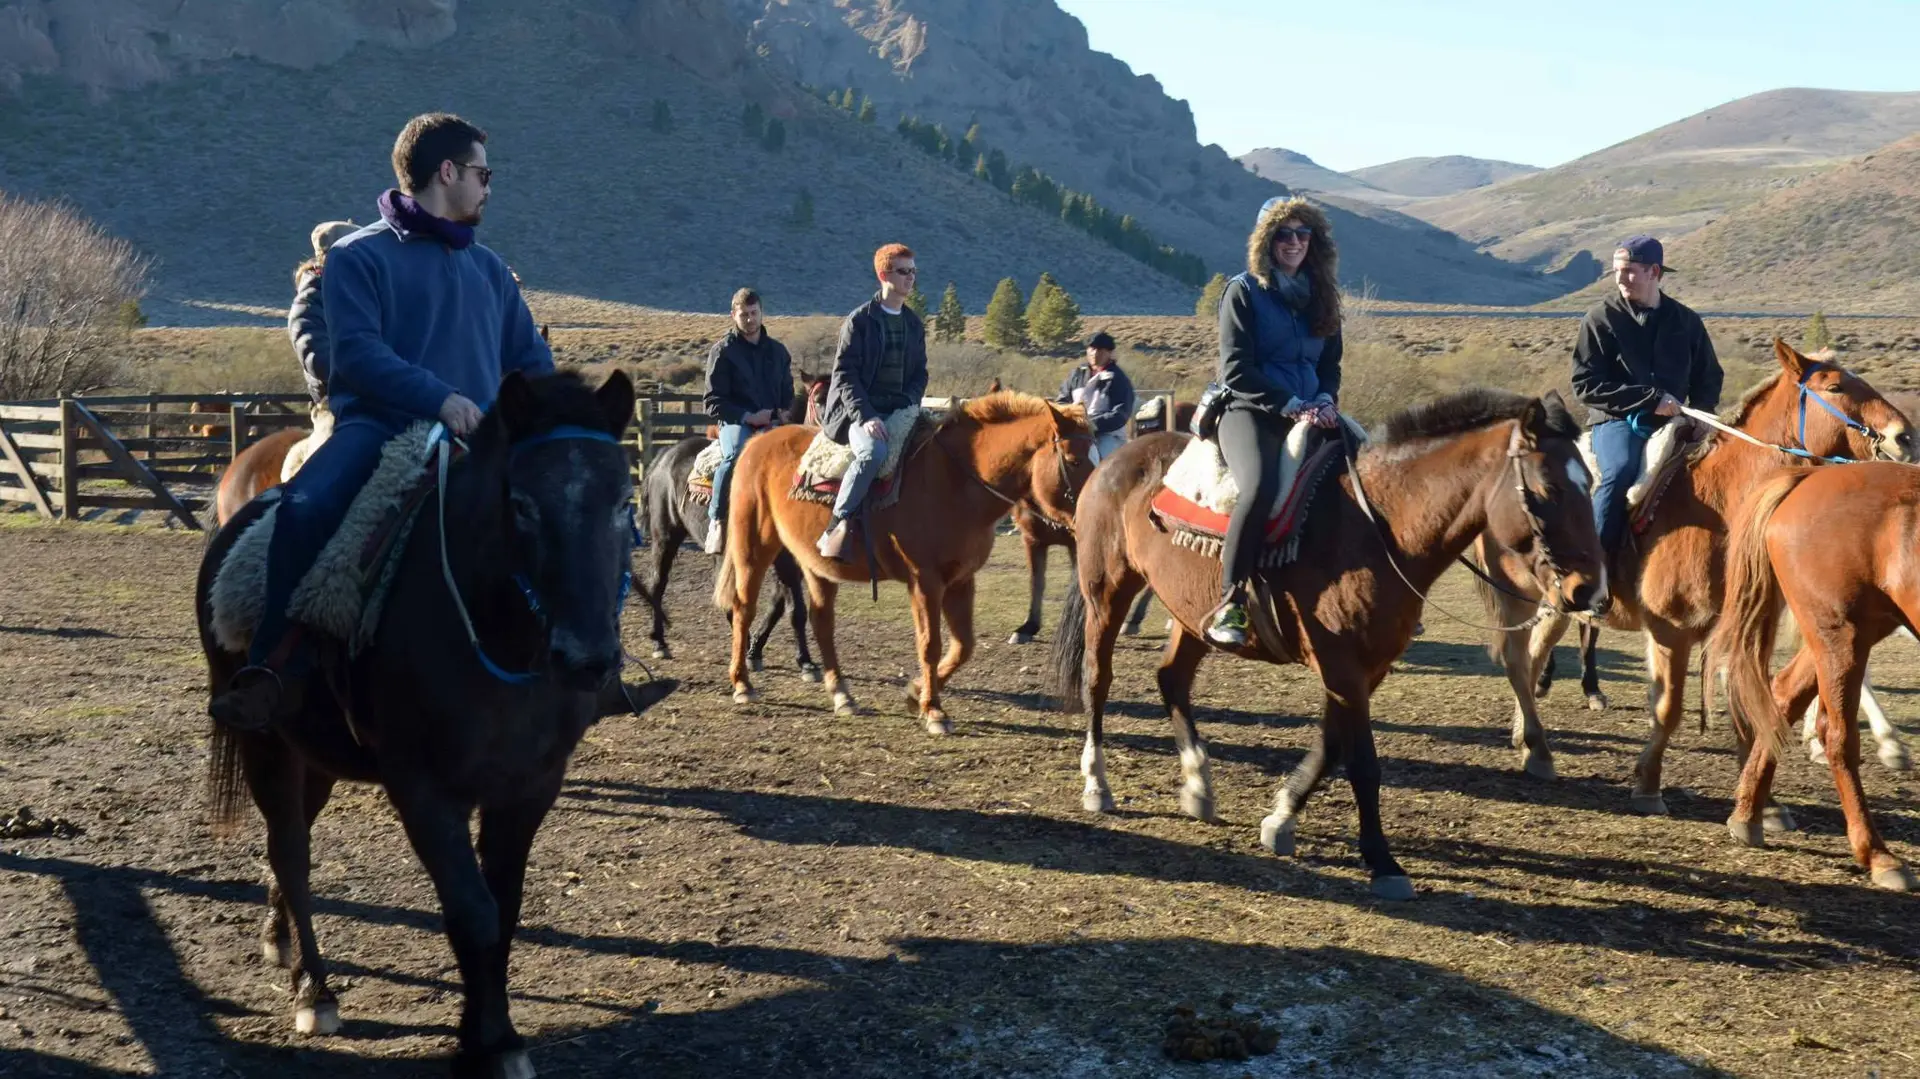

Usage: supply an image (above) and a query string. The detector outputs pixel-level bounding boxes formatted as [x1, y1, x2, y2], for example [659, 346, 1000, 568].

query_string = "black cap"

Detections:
[1616, 234, 1673, 273]
[1087, 331, 1116, 351]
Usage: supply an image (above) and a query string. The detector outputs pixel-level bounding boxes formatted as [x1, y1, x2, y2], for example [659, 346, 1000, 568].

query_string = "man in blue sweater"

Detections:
[211, 112, 553, 730]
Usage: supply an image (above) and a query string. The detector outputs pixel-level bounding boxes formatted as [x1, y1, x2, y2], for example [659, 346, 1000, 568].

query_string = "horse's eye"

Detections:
[510, 491, 540, 529]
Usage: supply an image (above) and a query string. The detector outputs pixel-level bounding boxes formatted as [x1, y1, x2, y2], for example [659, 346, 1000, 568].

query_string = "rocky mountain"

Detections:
[1407, 88, 1920, 273]
[1237, 148, 1386, 198]
[737, 0, 1568, 305]
[1348, 155, 1539, 198]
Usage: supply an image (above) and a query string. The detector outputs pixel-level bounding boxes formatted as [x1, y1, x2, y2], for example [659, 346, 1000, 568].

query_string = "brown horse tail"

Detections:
[711, 549, 738, 612]
[1711, 469, 1812, 756]
[1048, 576, 1088, 713]
[206, 724, 250, 837]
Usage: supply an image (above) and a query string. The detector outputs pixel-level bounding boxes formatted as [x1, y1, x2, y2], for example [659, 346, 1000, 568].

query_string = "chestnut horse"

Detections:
[214, 427, 307, 525]
[714, 392, 1094, 733]
[1470, 341, 1911, 810]
[1713, 463, 1920, 891]
[1052, 389, 1607, 900]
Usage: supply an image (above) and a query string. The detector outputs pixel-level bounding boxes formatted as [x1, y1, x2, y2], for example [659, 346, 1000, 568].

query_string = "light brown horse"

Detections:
[214, 427, 307, 526]
[1713, 463, 1920, 891]
[714, 392, 1095, 733]
[1051, 389, 1607, 900]
[1471, 340, 1912, 813]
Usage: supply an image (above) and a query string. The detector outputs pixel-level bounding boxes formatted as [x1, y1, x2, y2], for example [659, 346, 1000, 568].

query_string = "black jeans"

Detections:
[1217, 406, 1289, 602]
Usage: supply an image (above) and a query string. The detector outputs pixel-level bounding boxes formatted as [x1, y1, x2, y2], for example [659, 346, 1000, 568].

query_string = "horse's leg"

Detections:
[773, 553, 821, 681]
[645, 525, 680, 660]
[726, 555, 772, 705]
[934, 575, 977, 691]
[1008, 530, 1046, 645]
[1810, 634, 1916, 890]
[1731, 648, 1817, 845]
[1629, 628, 1695, 815]
[387, 784, 523, 1077]
[1528, 612, 1569, 699]
[261, 768, 336, 970]
[802, 571, 856, 715]
[471, 774, 565, 1079]
[1332, 681, 1415, 901]
[1579, 621, 1609, 710]
[242, 741, 340, 1035]
[908, 578, 952, 735]
[1499, 598, 1556, 780]
[750, 581, 786, 673]
[1158, 627, 1215, 822]
[1858, 663, 1912, 772]
[1260, 706, 1343, 860]
[1123, 588, 1155, 637]
[1080, 573, 1133, 814]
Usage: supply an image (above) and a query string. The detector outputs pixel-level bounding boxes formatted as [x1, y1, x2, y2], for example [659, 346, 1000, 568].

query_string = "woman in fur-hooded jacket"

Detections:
[1205, 196, 1344, 647]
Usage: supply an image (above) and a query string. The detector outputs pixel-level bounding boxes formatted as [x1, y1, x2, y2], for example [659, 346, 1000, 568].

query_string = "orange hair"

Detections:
[873, 243, 914, 282]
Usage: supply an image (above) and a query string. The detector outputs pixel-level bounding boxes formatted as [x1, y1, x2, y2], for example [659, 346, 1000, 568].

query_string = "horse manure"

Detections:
[2, 806, 85, 840]
[1162, 1004, 1280, 1063]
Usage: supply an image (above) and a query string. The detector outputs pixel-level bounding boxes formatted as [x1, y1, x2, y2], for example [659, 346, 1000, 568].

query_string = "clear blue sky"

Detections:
[1054, 0, 1920, 171]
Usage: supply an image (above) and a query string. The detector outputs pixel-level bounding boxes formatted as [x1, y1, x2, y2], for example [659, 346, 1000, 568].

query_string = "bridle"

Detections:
[929, 422, 1093, 527]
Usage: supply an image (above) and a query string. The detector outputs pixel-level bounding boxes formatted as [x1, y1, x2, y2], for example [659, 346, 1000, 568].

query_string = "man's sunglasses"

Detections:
[1272, 227, 1312, 243]
[890, 265, 918, 277]
[452, 161, 493, 185]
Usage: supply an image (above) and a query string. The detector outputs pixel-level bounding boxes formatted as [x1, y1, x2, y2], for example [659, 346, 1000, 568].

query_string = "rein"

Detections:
[1672, 367, 1884, 465]
[428, 422, 633, 686]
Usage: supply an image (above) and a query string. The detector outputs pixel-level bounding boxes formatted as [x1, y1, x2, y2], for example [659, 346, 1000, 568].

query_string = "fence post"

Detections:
[58, 397, 80, 520]
[636, 397, 655, 468]
[145, 393, 157, 462]
[228, 402, 245, 462]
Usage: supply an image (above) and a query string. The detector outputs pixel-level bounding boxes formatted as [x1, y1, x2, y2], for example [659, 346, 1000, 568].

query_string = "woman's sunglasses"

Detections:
[1272, 227, 1312, 243]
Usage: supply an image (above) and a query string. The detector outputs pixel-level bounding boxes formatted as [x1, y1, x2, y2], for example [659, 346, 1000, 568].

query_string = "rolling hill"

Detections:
[1407, 88, 1920, 273]
[1238, 148, 1387, 198]
[1348, 155, 1539, 198]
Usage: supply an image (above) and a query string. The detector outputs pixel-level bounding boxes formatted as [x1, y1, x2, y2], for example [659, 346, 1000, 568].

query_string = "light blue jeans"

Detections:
[1091, 431, 1125, 464]
[831, 420, 887, 521]
[707, 423, 751, 527]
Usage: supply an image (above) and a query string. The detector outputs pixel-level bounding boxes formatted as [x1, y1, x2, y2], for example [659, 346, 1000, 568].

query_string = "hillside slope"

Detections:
[1238, 148, 1386, 198]
[0, 0, 1198, 320]
[1348, 155, 1539, 198]
[1409, 88, 1920, 272]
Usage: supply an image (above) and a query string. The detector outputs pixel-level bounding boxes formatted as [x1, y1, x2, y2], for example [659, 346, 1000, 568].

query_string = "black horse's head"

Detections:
[473, 369, 638, 691]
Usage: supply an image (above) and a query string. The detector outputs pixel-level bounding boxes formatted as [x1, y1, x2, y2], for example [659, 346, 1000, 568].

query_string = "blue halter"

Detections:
[1794, 369, 1877, 463]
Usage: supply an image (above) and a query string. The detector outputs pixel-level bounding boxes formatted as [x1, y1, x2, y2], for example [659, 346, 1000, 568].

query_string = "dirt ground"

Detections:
[2, 513, 1917, 1078]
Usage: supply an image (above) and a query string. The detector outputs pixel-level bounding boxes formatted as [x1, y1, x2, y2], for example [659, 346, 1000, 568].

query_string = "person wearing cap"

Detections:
[702, 287, 794, 554]
[1056, 331, 1136, 462]
[1571, 234, 1721, 556]
[288, 219, 359, 408]
[1205, 196, 1344, 648]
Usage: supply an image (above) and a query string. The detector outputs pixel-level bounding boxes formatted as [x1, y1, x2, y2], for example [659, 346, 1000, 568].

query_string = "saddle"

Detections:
[788, 407, 929, 511]
[1576, 420, 1700, 535]
[210, 422, 439, 656]
[1151, 414, 1367, 567]
[686, 440, 725, 505]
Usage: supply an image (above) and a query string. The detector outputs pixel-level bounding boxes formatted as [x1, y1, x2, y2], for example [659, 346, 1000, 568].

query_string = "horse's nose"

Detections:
[1568, 578, 1609, 616]
[552, 650, 618, 692]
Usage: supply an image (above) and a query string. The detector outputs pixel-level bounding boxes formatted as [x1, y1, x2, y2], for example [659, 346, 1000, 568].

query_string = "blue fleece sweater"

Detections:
[321, 220, 553, 424]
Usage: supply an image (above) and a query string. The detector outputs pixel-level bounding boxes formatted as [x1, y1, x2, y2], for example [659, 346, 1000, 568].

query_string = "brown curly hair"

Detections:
[1246, 197, 1340, 337]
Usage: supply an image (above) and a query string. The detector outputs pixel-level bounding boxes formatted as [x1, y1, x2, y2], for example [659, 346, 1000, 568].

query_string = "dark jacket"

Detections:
[288, 268, 329, 405]
[821, 295, 928, 443]
[1057, 362, 1136, 436]
[1218, 272, 1343, 416]
[703, 330, 793, 426]
[1571, 291, 1721, 427]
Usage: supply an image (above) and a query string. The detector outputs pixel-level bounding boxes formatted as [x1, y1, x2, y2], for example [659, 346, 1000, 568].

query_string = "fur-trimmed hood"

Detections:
[1247, 197, 1334, 288]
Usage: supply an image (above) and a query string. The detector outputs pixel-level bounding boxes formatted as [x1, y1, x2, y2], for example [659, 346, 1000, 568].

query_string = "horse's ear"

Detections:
[1517, 396, 1549, 449]
[1538, 389, 1575, 436]
[496, 371, 539, 437]
[596, 369, 637, 435]
[1774, 337, 1813, 381]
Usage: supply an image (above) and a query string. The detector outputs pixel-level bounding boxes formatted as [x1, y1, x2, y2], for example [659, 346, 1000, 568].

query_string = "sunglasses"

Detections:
[1272, 227, 1312, 243]
[890, 266, 918, 277]
[452, 161, 493, 185]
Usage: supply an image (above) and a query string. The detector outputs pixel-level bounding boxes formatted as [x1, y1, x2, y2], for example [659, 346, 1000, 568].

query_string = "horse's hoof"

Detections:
[1521, 751, 1557, 781]
[651, 646, 672, 661]
[262, 938, 292, 969]
[749, 656, 765, 673]
[1629, 793, 1669, 816]
[1007, 630, 1035, 646]
[294, 1001, 341, 1036]
[922, 711, 952, 736]
[831, 691, 859, 716]
[1259, 813, 1296, 857]
[1586, 692, 1609, 712]
[1726, 814, 1766, 848]
[800, 665, 824, 684]
[1879, 740, 1913, 773]
[1762, 804, 1798, 834]
[1871, 865, 1919, 892]
[1121, 623, 1141, 638]
[1082, 789, 1115, 814]
[496, 1049, 537, 1079]
[1178, 789, 1217, 823]
[1370, 875, 1416, 902]
[1411, 622, 1425, 637]
[732, 687, 758, 705]
[1808, 740, 1830, 766]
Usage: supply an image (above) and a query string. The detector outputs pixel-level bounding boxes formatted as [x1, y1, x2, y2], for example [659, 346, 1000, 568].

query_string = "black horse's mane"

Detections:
[1375, 388, 1573, 445]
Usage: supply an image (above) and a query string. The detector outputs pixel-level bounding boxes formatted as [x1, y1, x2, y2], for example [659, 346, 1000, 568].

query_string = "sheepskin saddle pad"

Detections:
[788, 407, 928, 511]
[686, 439, 725, 504]
[209, 421, 438, 656]
[1575, 420, 1692, 535]
[1152, 413, 1367, 567]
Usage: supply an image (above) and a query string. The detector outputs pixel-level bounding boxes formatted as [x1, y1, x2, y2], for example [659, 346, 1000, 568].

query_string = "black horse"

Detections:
[637, 379, 827, 681]
[198, 371, 676, 1077]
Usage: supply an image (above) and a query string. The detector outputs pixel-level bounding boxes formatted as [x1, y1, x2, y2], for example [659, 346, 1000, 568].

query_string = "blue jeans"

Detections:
[707, 423, 751, 527]
[831, 420, 887, 521]
[1091, 431, 1125, 464]
[248, 417, 398, 666]
[1589, 418, 1650, 553]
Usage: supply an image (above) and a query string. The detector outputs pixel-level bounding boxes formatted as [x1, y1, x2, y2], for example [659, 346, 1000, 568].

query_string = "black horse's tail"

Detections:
[1049, 577, 1088, 713]
[207, 724, 249, 836]
[195, 512, 253, 837]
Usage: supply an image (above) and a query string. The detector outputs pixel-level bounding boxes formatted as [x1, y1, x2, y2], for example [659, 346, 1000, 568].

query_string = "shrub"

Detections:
[0, 194, 151, 399]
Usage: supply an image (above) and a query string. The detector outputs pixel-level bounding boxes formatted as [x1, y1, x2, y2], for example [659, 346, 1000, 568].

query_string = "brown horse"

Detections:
[1470, 340, 1912, 812]
[1051, 389, 1607, 900]
[1713, 463, 1920, 891]
[714, 392, 1095, 733]
[214, 427, 307, 526]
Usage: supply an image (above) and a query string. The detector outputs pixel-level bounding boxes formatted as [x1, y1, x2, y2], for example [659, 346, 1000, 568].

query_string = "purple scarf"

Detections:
[376, 189, 475, 250]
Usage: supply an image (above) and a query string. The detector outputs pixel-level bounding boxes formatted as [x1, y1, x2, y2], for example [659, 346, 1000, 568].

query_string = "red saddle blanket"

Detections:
[1150, 441, 1340, 550]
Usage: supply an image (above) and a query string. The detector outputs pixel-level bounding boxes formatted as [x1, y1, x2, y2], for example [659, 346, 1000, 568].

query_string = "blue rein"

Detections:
[1794, 371, 1877, 463]
[431, 423, 635, 686]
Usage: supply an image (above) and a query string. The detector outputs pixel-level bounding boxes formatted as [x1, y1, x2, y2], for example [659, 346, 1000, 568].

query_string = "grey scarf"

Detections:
[1269, 268, 1312, 312]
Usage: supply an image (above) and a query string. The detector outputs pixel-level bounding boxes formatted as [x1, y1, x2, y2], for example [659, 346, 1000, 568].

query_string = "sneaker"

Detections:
[816, 519, 852, 562]
[1206, 603, 1249, 647]
[702, 523, 724, 555]
[208, 666, 286, 732]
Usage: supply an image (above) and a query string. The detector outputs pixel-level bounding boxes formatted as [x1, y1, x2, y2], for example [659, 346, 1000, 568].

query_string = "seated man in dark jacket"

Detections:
[211, 112, 553, 730]
[702, 287, 793, 553]
[816, 243, 928, 560]
[1056, 330, 1135, 462]
[1571, 235, 1722, 555]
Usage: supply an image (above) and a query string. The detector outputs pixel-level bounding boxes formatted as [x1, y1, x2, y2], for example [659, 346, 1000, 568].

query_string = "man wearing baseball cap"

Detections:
[1056, 330, 1136, 462]
[1571, 234, 1721, 556]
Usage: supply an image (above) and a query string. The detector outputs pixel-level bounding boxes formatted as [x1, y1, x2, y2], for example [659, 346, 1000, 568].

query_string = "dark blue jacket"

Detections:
[1217, 272, 1343, 415]
[1057, 362, 1136, 436]
[321, 220, 552, 425]
[822, 295, 928, 443]
[703, 330, 794, 426]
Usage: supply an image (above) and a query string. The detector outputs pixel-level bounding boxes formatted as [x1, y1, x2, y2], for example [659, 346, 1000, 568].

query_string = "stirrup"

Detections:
[209, 666, 285, 732]
[1204, 601, 1249, 647]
